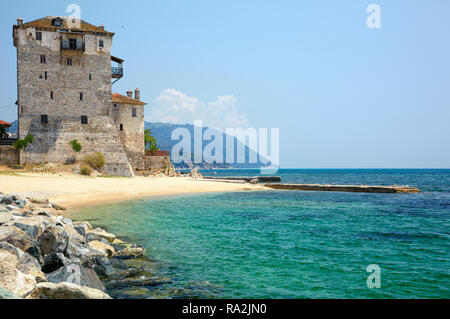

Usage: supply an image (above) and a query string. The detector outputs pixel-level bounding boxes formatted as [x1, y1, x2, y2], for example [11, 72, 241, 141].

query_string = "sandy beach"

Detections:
[0, 172, 268, 209]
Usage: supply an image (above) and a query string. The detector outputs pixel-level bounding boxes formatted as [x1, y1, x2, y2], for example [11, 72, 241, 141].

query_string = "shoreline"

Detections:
[0, 172, 268, 210]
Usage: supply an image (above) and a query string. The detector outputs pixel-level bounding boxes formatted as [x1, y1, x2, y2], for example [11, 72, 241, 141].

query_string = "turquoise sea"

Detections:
[70, 169, 450, 299]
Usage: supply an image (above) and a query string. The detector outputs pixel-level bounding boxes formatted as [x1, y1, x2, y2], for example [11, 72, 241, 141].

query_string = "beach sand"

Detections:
[0, 172, 267, 209]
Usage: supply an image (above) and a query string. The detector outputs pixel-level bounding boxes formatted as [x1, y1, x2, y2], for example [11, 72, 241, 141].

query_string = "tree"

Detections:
[13, 134, 34, 165]
[144, 129, 159, 154]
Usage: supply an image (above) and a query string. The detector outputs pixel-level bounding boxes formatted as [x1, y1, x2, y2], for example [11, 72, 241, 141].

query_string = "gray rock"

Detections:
[1, 196, 13, 205]
[6, 205, 20, 211]
[46, 263, 106, 292]
[17, 252, 46, 282]
[61, 217, 72, 225]
[93, 256, 116, 278]
[26, 245, 44, 265]
[0, 226, 35, 252]
[0, 212, 14, 225]
[73, 224, 87, 237]
[13, 219, 44, 239]
[115, 245, 145, 259]
[37, 225, 69, 256]
[0, 261, 37, 297]
[0, 242, 25, 259]
[25, 282, 111, 299]
[0, 285, 21, 299]
[65, 238, 90, 258]
[42, 252, 71, 273]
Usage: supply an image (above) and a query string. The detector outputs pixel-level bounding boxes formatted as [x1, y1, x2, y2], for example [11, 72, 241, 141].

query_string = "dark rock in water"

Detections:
[0, 226, 35, 251]
[106, 276, 171, 289]
[42, 252, 71, 273]
[93, 256, 116, 278]
[37, 225, 69, 256]
[0, 286, 21, 299]
[26, 282, 111, 299]
[46, 263, 106, 292]
[26, 245, 44, 265]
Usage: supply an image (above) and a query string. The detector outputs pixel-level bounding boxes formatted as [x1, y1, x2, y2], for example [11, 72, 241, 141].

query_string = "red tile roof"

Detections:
[112, 93, 147, 105]
[15, 16, 114, 36]
[0, 120, 12, 127]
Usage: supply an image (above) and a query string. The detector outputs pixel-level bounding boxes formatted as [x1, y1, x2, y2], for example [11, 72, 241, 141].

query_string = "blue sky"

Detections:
[0, 0, 449, 168]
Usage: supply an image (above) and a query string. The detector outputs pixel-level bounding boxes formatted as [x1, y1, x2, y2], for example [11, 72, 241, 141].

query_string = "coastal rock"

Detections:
[42, 252, 71, 273]
[25, 282, 111, 299]
[52, 204, 67, 211]
[0, 212, 14, 225]
[0, 285, 21, 299]
[37, 225, 69, 256]
[0, 250, 19, 267]
[88, 241, 115, 257]
[189, 167, 203, 179]
[26, 245, 44, 265]
[0, 242, 25, 260]
[65, 238, 91, 258]
[12, 219, 45, 239]
[249, 179, 259, 184]
[93, 256, 116, 278]
[6, 205, 20, 211]
[115, 246, 145, 258]
[0, 261, 37, 297]
[46, 264, 106, 292]
[0, 226, 35, 251]
[86, 228, 116, 243]
[1, 196, 13, 205]
[30, 198, 49, 205]
[17, 252, 46, 282]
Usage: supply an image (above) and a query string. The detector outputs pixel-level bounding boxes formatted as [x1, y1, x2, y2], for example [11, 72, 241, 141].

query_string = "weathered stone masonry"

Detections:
[12, 16, 148, 177]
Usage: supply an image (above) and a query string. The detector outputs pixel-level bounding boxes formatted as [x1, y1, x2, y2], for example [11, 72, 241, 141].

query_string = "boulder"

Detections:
[46, 264, 106, 292]
[37, 225, 69, 256]
[30, 198, 49, 205]
[65, 238, 90, 259]
[86, 228, 116, 243]
[249, 179, 259, 184]
[0, 285, 21, 299]
[88, 241, 115, 257]
[0, 242, 25, 259]
[64, 224, 85, 243]
[0, 226, 35, 251]
[12, 219, 45, 239]
[53, 204, 67, 211]
[26, 245, 44, 265]
[189, 167, 203, 179]
[0, 261, 37, 297]
[0, 212, 14, 226]
[6, 205, 20, 211]
[115, 246, 145, 258]
[42, 252, 71, 273]
[93, 256, 116, 278]
[1, 195, 13, 205]
[0, 250, 19, 267]
[17, 252, 46, 282]
[25, 282, 111, 299]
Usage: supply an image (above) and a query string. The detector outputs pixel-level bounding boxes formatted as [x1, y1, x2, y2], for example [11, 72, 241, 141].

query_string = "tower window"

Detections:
[36, 32, 42, 41]
[81, 116, 88, 125]
[99, 40, 104, 48]
[120, 124, 123, 131]
[40, 55, 46, 64]
[41, 115, 48, 124]
[89, 73, 92, 80]
[45, 71, 48, 80]
[50, 92, 53, 99]
[132, 108, 137, 117]
[80, 92, 83, 101]
[67, 58, 72, 66]
[69, 38, 77, 50]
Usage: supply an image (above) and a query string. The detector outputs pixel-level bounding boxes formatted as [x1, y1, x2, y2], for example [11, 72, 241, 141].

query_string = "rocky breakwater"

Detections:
[0, 192, 151, 299]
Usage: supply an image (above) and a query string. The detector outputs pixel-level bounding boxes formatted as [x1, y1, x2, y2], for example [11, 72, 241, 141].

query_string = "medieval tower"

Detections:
[13, 16, 147, 176]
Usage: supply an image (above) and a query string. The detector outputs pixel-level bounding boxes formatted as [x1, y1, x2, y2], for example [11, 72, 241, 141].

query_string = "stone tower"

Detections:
[13, 16, 135, 176]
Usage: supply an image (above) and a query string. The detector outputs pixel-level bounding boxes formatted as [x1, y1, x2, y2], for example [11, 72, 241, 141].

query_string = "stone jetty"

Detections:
[265, 183, 420, 194]
[0, 192, 153, 299]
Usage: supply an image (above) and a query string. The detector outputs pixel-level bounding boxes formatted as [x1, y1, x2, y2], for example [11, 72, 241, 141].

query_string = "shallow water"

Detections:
[71, 169, 450, 298]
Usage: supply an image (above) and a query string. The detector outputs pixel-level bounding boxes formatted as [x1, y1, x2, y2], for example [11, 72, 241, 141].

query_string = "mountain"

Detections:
[6, 120, 269, 169]
[146, 122, 269, 169]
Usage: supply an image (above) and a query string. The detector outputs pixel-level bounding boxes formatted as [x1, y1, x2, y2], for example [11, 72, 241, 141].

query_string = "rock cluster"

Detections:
[0, 192, 146, 299]
[189, 167, 203, 179]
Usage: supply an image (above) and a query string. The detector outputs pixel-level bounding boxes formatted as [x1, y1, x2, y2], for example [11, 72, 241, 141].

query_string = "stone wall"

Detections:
[112, 103, 145, 170]
[0, 146, 19, 165]
[144, 156, 172, 170]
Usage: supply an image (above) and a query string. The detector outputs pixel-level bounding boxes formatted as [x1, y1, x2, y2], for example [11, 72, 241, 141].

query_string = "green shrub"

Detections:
[69, 140, 82, 152]
[80, 164, 93, 176]
[84, 152, 105, 170]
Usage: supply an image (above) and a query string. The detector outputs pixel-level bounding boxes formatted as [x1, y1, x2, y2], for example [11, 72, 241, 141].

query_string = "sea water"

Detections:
[70, 169, 450, 298]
